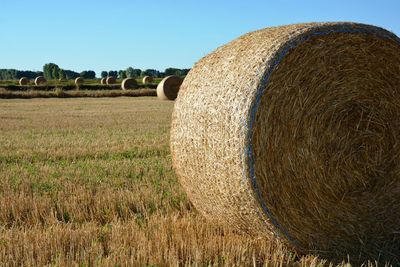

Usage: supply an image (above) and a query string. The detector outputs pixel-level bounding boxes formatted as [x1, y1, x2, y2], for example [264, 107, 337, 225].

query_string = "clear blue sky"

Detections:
[1, 0, 399, 76]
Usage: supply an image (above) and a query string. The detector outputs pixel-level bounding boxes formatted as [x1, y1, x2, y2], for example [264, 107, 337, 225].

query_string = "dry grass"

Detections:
[0, 98, 391, 266]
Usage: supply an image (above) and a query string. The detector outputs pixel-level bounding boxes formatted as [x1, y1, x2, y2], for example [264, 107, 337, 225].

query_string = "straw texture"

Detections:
[106, 77, 116, 85]
[157, 75, 183, 100]
[19, 77, 29, 86]
[121, 78, 138, 90]
[75, 77, 84, 85]
[170, 22, 400, 263]
[100, 78, 106, 85]
[34, 76, 46, 85]
[143, 76, 154, 84]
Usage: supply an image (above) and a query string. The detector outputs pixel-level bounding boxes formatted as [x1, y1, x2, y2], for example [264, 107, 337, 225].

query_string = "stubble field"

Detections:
[0, 98, 386, 266]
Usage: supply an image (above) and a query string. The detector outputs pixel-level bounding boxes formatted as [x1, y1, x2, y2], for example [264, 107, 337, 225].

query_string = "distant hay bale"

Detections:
[156, 76, 183, 100]
[34, 76, 46, 85]
[170, 22, 400, 263]
[106, 76, 116, 85]
[100, 78, 107, 85]
[75, 77, 84, 85]
[142, 76, 154, 84]
[121, 78, 138, 90]
[19, 77, 29, 85]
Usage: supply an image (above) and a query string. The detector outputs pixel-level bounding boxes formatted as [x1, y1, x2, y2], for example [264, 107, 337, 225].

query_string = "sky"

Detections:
[1, 0, 399, 76]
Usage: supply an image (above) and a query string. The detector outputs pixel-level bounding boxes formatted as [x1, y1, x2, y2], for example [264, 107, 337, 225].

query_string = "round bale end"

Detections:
[157, 75, 183, 100]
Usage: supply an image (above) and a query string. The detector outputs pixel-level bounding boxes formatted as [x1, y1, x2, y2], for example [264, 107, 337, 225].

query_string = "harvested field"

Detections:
[0, 88, 156, 99]
[0, 98, 392, 266]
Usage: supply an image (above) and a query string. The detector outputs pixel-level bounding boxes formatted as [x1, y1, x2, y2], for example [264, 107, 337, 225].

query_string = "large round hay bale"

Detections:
[75, 77, 84, 85]
[19, 77, 29, 85]
[100, 78, 107, 85]
[34, 76, 46, 85]
[106, 76, 116, 85]
[142, 76, 154, 84]
[157, 76, 183, 100]
[170, 22, 400, 263]
[121, 78, 138, 90]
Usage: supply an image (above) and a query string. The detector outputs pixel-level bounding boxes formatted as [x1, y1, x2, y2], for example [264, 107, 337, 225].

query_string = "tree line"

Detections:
[0, 63, 190, 80]
[0, 69, 43, 80]
[101, 67, 190, 79]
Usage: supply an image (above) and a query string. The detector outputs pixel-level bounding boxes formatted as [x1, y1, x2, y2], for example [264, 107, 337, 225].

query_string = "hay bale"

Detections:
[156, 76, 183, 100]
[142, 76, 154, 84]
[100, 78, 107, 85]
[75, 77, 84, 85]
[34, 76, 46, 85]
[106, 76, 116, 85]
[19, 77, 29, 85]
[170, 22, 400, 263]
[121, 78, 138, 90]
